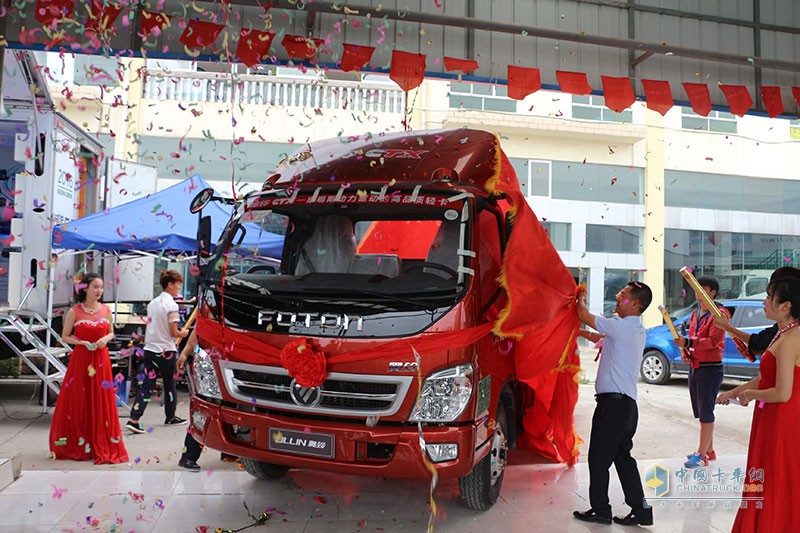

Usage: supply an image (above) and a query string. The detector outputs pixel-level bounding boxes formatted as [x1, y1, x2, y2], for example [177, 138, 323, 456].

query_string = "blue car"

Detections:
[640, 300, 771, 385]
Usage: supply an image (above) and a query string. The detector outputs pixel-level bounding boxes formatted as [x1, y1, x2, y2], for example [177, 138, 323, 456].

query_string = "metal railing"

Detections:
[142, 69, 406, 114]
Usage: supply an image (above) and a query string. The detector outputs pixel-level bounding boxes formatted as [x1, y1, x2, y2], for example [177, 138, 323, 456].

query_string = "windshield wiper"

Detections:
[312, 287, 436, 310]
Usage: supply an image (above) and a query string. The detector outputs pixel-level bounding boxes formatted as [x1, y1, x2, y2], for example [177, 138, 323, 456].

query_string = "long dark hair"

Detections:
[766, 277, 800, 320]
[76, 273, 103, 303]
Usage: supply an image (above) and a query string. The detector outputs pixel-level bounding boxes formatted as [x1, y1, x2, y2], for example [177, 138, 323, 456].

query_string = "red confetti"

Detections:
[313, 496, 327, 504]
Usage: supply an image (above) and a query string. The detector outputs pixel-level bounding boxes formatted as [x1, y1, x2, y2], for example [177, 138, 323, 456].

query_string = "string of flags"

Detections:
[27, 0, 800, 118]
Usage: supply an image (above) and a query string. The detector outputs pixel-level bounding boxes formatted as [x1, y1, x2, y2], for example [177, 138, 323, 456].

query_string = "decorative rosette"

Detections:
[280, 338, 327, 388]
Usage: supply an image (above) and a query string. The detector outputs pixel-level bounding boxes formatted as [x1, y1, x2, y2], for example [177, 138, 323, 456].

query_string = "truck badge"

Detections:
[388, 361, 418, 372]
[289, 379, 322, 407]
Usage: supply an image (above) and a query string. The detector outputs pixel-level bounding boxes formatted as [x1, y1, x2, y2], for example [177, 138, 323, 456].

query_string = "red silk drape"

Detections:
[683, 83, 712, 117]
[236, 29, 274, 68]
[601, 76, 635, 113]
[641, 79, 674, 116]
[507, 66, 541, 101]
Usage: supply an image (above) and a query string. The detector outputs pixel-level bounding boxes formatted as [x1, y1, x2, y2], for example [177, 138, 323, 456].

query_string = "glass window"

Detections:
[680, 108, 737, 133]
[542, 222, 570, 251]
[604, 269, 642, 315]
[586, 225, 641, 253]
[735, 306, 769, 328]
[448, 83, 517, 113]
[509, 158, 550, 197]
[552, 161, 643, 204]
[571, 95, 632, 123]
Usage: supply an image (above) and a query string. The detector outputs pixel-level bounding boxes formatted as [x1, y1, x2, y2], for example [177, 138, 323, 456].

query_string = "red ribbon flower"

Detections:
[280, 339, 327, 388]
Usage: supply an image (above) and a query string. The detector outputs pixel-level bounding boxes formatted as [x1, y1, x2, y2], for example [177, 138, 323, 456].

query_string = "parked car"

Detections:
[640, 299, 770, 385]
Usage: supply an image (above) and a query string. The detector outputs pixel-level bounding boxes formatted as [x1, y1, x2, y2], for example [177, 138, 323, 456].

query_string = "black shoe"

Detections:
[165, 416, 188, 426]
[613, 508, 654, 526]
[178, 458, 201, 471]
[126, 421, 145, 434]
[573, 509, 612, 525]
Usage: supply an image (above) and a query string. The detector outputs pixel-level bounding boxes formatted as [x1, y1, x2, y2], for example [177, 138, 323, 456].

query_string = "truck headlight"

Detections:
[410, 364, 473, 422]
[192, 346, 222, 400]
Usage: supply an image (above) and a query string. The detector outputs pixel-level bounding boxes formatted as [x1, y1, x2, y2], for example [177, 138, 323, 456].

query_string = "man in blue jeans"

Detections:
[126, 270, 190, 434]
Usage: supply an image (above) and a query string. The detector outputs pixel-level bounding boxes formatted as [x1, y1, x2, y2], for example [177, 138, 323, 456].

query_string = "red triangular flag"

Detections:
[35, 0, 75, 27]
[760, 86, 783, 118]
[281, 34, 324, 60]
[683, 83, 712, 117]
[507, 66, 541, 101]
[140, 11, 171, 39]
[84, 2, 122, 34]
[340, 43, 375, 72]
[792, 87, 800, 108]
[556, 71, 592, 95]
[444, 57, 479, 73]
[641, 79, 673, 116]
[180, 20, 224, 50]
[390, 50, 426, 92]
[720, 84, 752, 117]
[236, 29, 274, 68]
[601, 76, 635, 113]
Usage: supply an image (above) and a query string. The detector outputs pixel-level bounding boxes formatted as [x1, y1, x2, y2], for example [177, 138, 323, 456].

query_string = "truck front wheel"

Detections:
[240, 458, 290, 480]
[458, 403, 508, 511]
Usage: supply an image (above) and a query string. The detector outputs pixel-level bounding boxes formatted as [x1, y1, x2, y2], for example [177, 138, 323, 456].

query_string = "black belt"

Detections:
[595, 392, 633, 401]
[697, 361, 723, 367]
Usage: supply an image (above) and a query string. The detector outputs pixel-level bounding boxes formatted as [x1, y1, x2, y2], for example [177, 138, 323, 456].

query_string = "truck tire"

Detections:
[240, 458, 290, 480]
[458, 403, 508, 511]
[640, 350, 670, 385]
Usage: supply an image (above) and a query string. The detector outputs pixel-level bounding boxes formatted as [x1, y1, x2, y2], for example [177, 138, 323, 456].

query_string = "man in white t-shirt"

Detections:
[573, 281, 654, 527]
[126, 270, 190, 434]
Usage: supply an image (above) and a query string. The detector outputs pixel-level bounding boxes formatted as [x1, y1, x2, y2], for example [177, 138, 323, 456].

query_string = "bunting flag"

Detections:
[641, 79, 674, 116]
[35, 0, 75, 27]
[601, 75, 635, 113]
[281, 34, 324, 60]
[389, 50, 426, 92]
[236, 29, 274, 68]
[444, 56, 479, 73]
[507, 65, 541, 100]
[84, 2, 123, 34]
[139, 11, 171, 39]
[793, 87, 800, 108]
[180, 20, 224, 50]
[556, 70, 592, 95]
[720, 84, 753, 117]
[683, 82, 712, 117]
[760, 86, 784, 118]
[340, 43, 375, 72]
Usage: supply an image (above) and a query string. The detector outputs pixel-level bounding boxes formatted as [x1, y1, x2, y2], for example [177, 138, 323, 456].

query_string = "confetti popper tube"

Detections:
[679, 267, 722, 318]
[658, 305, 680, 341]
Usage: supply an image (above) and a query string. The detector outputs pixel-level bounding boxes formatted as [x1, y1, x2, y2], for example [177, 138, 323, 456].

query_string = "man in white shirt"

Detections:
[573, 281, 654, 527]
[126, 270, 190, 434]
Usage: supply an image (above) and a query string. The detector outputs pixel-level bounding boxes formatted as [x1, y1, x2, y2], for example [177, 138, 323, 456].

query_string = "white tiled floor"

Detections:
[0, 455, 744, 532]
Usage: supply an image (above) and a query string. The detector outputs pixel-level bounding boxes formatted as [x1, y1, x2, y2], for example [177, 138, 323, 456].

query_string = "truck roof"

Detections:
[265, 128, 502, 193]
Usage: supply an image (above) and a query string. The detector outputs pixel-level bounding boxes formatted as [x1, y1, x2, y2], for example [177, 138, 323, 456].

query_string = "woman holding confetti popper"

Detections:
[49, 273, 129, 464]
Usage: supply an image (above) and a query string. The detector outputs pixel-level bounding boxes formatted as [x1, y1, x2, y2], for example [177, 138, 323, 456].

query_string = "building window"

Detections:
[551, 161, 643, 204]
[681, 108, 737, 133]
[449, 82, 517, 113]
[604, 269, 642, 315]
[586, 225, 642, 254]
[572, 95, 633, 123]
[542, 222, 570, 251]
[509, 158, 551, 196]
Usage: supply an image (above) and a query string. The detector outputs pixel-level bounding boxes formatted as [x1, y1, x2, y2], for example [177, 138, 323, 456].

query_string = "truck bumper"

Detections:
[190, 397, 484, 479]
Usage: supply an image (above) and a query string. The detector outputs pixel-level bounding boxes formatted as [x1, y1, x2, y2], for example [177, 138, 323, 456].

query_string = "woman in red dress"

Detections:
[49, 273, 129, 464]
[717, 276, 800, 531]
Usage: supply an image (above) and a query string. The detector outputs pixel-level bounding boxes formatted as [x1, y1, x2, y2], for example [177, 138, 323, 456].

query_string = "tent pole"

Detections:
[113, 253, 119, 328]
[45, 253, 56, 346]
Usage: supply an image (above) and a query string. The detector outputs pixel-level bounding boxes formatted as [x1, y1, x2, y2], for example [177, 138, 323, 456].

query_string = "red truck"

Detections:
[187, 128, 576, 510]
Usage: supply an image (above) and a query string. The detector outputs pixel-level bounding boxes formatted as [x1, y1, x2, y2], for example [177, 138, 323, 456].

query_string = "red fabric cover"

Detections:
[48, 305, 129, 464]
[793, 87, 800, 108]
[601, 76, 635, 113]
[487, 152, 581, 465]
[390, 50, 427, 92]
[236, 29, 274, 68]
[720, 84, 753, 117]
[35, 0, 74, 27]
[84, 2, 122, 33]
[556, 70, 592, 95]
[180, 20, 224, 50]
[356, 220, 441, 259]
[507, 65, 541, 100]
[683, 82, 712, 117]
[140, 11, 171, 39]
[641, 79, 674, 116]
[444, 57, 479, 73]
[340, 44, 375, 72]
[281, 34, 324, 60]
[760, 86, 784, 118]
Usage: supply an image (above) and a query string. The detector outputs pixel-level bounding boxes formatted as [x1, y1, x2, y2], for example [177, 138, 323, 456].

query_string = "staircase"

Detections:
[0, 309, 70, 414]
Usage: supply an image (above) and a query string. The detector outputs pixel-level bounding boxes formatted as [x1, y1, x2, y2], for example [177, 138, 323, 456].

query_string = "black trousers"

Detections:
[130, 350, 178, 421]
[181, 432, 203, 462]
[588, 395, 646, 517]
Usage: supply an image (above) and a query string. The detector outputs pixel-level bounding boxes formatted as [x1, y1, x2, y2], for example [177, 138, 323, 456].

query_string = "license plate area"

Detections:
[268, 428, 335, 459]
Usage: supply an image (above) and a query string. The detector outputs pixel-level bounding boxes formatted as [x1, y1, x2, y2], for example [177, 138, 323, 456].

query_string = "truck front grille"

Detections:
[220, 361, 413, 417]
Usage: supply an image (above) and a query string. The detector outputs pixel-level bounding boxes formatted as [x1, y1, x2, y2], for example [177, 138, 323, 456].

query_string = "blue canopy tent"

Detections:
[52, 175, 283, 257]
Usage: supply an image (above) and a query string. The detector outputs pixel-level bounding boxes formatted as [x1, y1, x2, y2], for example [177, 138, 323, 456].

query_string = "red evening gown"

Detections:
[732, 349, 800, 532]
[49, 304, 129, 464]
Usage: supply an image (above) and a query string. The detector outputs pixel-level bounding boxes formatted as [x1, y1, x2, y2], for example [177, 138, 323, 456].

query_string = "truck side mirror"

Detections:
[190, 188, 215, 214]
[197, 215, 212, 258]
